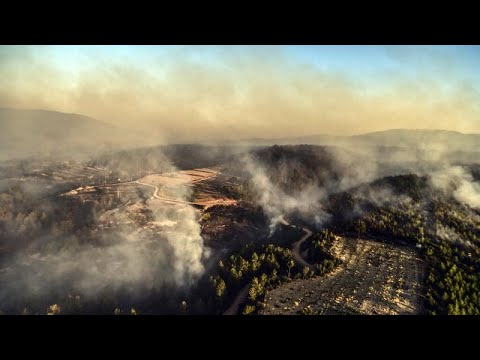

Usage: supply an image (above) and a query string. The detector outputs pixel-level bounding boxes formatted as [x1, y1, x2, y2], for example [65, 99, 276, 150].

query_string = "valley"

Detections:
[0, 136, 479, 315]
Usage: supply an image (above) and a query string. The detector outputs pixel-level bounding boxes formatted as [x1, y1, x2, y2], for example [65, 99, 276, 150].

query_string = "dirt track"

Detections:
[223, 216, 312, 315]
[135, 169, 237, 208]
[260, 236, 425, 315]
[280, 217, 314, 271]
[223, 284, 251, 315]
[61, 167, 237, 209]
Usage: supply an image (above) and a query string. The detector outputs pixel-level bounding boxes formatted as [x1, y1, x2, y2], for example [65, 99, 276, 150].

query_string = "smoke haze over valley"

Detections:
[1, 45, 479, 315]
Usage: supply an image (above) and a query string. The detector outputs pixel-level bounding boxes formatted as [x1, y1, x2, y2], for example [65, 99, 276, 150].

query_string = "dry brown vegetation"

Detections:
[261, 236, 424, 315]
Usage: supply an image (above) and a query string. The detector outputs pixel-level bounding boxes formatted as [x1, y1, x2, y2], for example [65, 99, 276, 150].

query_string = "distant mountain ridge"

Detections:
[0, 108, 149, 160]
[1, 108, 479, 160]
[237, 128, 480, 151]
[0, 107, 117, 134]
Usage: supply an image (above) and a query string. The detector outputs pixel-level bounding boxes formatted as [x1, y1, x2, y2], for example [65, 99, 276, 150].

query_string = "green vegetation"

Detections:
[300, 229, 341, 273]
[354, 219, 366, 239]
[2, 142, 479, 315]
[209, 243, 296, 314]
[422, 202, 480, 315]
[335, 198, 480, 315]
[207, 227, 341, 315]
[242, 305, 256, 315]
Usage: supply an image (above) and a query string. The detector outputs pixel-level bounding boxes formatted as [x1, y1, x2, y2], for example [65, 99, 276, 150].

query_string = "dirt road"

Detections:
[62, 167, 236, 208]
[280, 217, 314, 271]
[135, 180, 193, 205]
[223, 284, 251, 315]
[223, 216, 314, 315]
[134, 169, 236, 208]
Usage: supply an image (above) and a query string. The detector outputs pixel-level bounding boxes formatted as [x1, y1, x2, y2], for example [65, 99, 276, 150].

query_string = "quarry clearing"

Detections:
[56, 167, 239, 245]
[260, 236, 425, 315]
[62, 167, 238, 210]
[138, 168, 220, 187]
[134, 167, 237, 209]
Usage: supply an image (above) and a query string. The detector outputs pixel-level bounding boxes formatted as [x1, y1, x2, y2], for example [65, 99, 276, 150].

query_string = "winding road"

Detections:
[64, 168, 235, 208]
[280, 217, 314, 271]
[135, 180, 196, 205]
[223, 216, 313, 315]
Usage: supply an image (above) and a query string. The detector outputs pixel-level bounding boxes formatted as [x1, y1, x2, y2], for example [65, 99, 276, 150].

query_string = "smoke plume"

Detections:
[430, 165, 480, 209]
[0, 153, 209, 313]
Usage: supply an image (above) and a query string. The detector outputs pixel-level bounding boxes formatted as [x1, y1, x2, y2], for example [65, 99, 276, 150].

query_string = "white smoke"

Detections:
[431, 166, 480, 209]
[0, 155, 210, 313]
[243, 155, 331, 231]
[162, 205, 208, 285]
[241, 146, 406, 231]
[435, 223, 474, 249]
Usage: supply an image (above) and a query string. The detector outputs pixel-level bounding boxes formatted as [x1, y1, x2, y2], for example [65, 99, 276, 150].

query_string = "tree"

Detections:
[215, 278, 226, 298]
[249, 277, 263, 301]
[260, 273, 268, 285]
[243, 305, 256, 315]
[287, 259, 295, 279]
[354, 219, 366, 238]
[249, 285, 257, 302]
[271, 269, 278, 282]
[250, 252, 260, 272]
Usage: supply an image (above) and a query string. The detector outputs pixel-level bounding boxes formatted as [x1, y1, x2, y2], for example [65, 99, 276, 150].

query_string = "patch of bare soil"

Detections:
[260, 237, 425, 315]
[138, 168, 219, 187]
[136, 168, 237, 209]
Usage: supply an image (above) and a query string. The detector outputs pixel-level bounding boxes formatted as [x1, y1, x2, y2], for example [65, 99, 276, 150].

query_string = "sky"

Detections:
[1, 45, 479, 142]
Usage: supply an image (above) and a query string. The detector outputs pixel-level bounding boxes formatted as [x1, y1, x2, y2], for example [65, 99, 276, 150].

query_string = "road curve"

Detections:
[223, 216, 314, 315]
[281, 217, 315, 271]
[134, 179, 236, 208]
[135, 180, 195, 205]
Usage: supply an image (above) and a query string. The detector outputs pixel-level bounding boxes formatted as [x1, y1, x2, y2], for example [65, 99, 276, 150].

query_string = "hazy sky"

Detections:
[1, 45, 479, 141]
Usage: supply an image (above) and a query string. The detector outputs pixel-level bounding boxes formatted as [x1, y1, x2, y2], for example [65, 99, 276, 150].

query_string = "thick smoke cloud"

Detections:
[243, 142, 480, 233]
[243, 155, 330, 231]
[0, 153, 209, 313]
[1, 45, 479, 314]
[163, 205, 207, 284]
[1, 46, 480, 143]
[240, 147, 384, 230]
[430, 166, 480, 209]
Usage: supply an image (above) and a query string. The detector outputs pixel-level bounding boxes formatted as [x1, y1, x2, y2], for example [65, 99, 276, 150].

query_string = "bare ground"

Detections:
[135, 168, 237, 208]
[260, 236, 425, 315]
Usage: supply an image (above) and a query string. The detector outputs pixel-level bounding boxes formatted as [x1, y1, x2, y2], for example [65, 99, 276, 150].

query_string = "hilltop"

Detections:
[0, 108, 149, 160]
